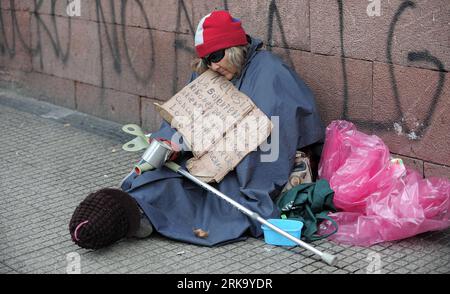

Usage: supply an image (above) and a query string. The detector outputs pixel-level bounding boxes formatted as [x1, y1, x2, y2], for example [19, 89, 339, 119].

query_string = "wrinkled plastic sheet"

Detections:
[318, 120, 450, 246]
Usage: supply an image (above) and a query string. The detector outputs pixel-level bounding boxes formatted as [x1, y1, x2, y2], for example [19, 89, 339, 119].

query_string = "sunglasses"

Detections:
[203, 49, 226, 65]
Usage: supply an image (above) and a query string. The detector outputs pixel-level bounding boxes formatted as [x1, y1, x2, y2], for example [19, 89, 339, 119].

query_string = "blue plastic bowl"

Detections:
[261, 219, 303, 246]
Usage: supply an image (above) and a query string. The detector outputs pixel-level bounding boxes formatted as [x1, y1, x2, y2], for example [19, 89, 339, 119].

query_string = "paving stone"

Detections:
[1, 92, 449, 274]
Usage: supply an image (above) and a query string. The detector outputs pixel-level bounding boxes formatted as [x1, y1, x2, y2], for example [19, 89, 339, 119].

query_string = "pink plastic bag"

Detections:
[318, 120, 450, 246]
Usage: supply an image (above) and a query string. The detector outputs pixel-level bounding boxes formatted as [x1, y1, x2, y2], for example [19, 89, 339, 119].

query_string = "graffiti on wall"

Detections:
[0, 0, 196, 93]
[0, 0, 446, 140]
[337, 0, 446, 139]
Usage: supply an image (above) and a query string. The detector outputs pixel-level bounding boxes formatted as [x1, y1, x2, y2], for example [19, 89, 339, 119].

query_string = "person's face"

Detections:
[204, 49, 238, 80]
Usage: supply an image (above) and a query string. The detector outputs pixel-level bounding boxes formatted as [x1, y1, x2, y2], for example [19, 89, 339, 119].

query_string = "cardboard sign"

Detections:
[154, 70, 272, 182]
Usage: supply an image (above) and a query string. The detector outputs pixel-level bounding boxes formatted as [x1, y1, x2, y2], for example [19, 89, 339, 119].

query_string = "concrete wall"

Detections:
[0, 0, 449, 179]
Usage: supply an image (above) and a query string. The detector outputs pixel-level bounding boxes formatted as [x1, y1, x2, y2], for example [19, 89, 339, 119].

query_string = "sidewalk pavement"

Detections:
[0, 89, 449, 274]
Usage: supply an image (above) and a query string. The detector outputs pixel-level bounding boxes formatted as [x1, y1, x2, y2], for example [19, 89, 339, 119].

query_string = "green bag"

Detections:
[275, 179, 338, 242]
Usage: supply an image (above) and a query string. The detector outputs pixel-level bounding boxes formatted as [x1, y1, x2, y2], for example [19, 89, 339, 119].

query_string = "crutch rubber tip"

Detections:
[322, 253, 338, 266]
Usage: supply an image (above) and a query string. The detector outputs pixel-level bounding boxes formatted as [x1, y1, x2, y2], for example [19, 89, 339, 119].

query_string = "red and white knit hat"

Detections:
[195, 10, 248, 58]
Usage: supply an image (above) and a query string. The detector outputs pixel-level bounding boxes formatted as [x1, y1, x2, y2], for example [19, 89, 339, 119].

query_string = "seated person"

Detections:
[69, 10, 324, 249]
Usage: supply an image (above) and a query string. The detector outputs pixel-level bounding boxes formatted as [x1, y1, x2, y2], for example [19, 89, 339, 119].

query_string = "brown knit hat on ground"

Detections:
[69, 188, 141, 249]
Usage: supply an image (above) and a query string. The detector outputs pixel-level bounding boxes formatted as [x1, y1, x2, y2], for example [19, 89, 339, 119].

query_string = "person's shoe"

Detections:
[133, 211, 153, 238]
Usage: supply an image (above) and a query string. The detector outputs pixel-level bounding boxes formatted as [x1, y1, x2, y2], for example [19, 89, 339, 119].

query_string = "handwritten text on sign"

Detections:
[155, 70, 272, 182]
